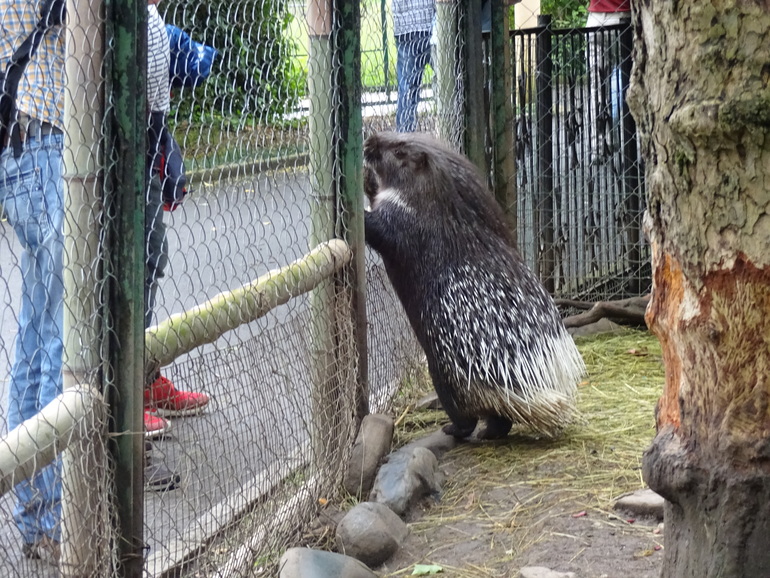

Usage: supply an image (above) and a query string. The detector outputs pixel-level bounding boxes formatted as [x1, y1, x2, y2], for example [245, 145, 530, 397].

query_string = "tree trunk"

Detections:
[627, 1, 770, 576]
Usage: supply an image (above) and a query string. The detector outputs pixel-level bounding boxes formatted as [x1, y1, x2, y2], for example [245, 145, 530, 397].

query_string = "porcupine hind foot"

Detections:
[442, 419, 477, 439]
[476, 416, 514, 440]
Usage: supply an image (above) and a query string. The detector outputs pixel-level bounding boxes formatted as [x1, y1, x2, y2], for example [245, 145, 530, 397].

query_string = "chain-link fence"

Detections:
[0, 1, 646, 577]
[0, 0, 419, 576]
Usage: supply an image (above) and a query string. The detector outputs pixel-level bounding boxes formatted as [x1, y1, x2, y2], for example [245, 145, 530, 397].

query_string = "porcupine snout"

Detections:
[364, 164, 379, 202]
[363, 134, 382, 164]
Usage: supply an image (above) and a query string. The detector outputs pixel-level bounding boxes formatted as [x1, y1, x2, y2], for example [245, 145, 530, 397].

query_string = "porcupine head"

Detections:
[364, 131, 585, 440]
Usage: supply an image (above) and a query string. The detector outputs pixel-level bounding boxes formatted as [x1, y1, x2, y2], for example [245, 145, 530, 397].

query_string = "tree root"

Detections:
[557, 294, 650, 329]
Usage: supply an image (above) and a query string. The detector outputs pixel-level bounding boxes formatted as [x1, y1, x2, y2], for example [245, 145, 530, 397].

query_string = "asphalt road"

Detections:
[0, 166, 416, 577]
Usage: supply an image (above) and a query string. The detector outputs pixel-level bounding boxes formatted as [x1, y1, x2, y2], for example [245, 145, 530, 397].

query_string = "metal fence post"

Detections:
[434, 0, 460, 147]
[104, 0, 146, 574]
[333, 0, 368, 422]
[61, 0, 111, 574]
[535, 14, 555, 292]
[489, 0, 517, 240]
[307, 0, 366, 476]
[461, 0, 486, 171]
[381, 0, 391, 98]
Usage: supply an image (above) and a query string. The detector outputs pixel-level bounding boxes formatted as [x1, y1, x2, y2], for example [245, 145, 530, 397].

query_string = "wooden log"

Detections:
[560, 295, 650, 328]
[144, 239, 352, 373]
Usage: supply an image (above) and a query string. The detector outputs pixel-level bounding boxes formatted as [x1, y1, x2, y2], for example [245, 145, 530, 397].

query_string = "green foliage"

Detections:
[541, 0, 588, 29]
[164, 0, 303, 124]
[538, 0, 590, 82]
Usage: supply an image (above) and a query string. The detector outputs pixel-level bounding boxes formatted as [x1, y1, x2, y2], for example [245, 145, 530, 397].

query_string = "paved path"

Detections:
[0, 167, 415, 577]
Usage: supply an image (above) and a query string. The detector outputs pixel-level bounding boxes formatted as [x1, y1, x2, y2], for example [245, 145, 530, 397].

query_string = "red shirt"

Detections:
[588, 0, 630, 12]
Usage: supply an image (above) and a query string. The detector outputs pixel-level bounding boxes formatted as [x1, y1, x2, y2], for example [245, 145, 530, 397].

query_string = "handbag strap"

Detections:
[0, 0, 67, 152]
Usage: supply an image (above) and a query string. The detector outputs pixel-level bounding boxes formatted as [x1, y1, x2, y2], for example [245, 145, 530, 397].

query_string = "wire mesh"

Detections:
[1, 0, 120, 575]
[0, 1, 648, 577]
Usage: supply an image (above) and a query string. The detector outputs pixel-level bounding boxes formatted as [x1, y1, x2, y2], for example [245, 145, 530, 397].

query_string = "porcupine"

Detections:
[363, 131, 585, 439]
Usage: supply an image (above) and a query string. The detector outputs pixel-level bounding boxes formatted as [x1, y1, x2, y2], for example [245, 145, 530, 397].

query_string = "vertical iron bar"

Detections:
[619, 21, 640, 294]
[489, 0, 516, 240]
[536, 15, 554, 291]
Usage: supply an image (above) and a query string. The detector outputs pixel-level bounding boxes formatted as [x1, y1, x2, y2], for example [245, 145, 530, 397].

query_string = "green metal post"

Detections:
[307, 0, 367, 476]
[333, 0, 368, 421]
[105, 0, 146, 574]
[489, 0, 517, 241]
[461, 0, 486, 172]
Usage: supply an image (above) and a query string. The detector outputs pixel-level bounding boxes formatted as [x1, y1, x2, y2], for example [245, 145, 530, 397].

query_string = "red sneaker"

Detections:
[144, 411, 171, 439]
[145, 375, 210, 417]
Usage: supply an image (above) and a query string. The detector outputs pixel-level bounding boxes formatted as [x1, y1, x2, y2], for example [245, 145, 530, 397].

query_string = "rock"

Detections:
[335, 502, 409, 567]
[614, 488, 665, 520]
[401, 429, 458, 460]
[278, 548, 377, 578]
[415, 392, 442, 410]
[369, 446, 443, 517]
[343, 414, 395, 497]
[519, 567, 576, 578]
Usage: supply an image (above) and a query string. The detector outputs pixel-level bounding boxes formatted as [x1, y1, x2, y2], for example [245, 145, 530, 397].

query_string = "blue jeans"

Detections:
[396, 31, 432, 133]
[145, 171, 168, 329]
[0, 131, 64, 545]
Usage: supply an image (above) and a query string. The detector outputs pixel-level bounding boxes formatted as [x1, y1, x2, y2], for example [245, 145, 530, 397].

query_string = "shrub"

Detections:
[541, 0, 588, 29]
[163, 0, 303, 124]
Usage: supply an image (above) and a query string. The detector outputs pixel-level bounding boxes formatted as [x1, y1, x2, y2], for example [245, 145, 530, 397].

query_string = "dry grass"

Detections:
[381, 328, 665, 576]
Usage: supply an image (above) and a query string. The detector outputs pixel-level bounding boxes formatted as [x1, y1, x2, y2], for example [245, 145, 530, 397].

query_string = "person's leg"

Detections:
[145, 172, 168, 330]
[1, 131, 64, 546]
[396, 32, 431, 132]
[412, 32, 431, 126]
[143, 172, 208, 419]
[143, 171, 174, 437]
[585, 12, 631, 163]
[396, 34, 413, 132]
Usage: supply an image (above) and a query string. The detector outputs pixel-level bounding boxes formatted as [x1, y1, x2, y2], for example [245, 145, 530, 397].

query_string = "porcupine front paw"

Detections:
[476, 416, 513, 440]
[442, 421, 477, 439]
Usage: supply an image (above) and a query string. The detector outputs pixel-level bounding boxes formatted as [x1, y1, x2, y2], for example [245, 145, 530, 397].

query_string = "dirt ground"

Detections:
[328, 330, 667, 578]
[375, 439, 664, 578]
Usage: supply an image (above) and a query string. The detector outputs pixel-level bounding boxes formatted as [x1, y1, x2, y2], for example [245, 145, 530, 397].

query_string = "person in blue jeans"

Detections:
[0, 0, 66, 562]
[393, 0, 435, 132]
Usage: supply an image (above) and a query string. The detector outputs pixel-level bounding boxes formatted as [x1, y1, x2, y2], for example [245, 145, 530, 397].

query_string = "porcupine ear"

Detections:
[390, 144, 429, 175]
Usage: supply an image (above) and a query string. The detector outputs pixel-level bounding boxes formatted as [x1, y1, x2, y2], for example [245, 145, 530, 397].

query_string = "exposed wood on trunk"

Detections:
[627, 0, 770, 575]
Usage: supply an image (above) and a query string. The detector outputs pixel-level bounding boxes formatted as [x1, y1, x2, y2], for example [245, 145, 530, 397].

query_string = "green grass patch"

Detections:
[394, 328, 663, 499]
[287, 0, 430, 91]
